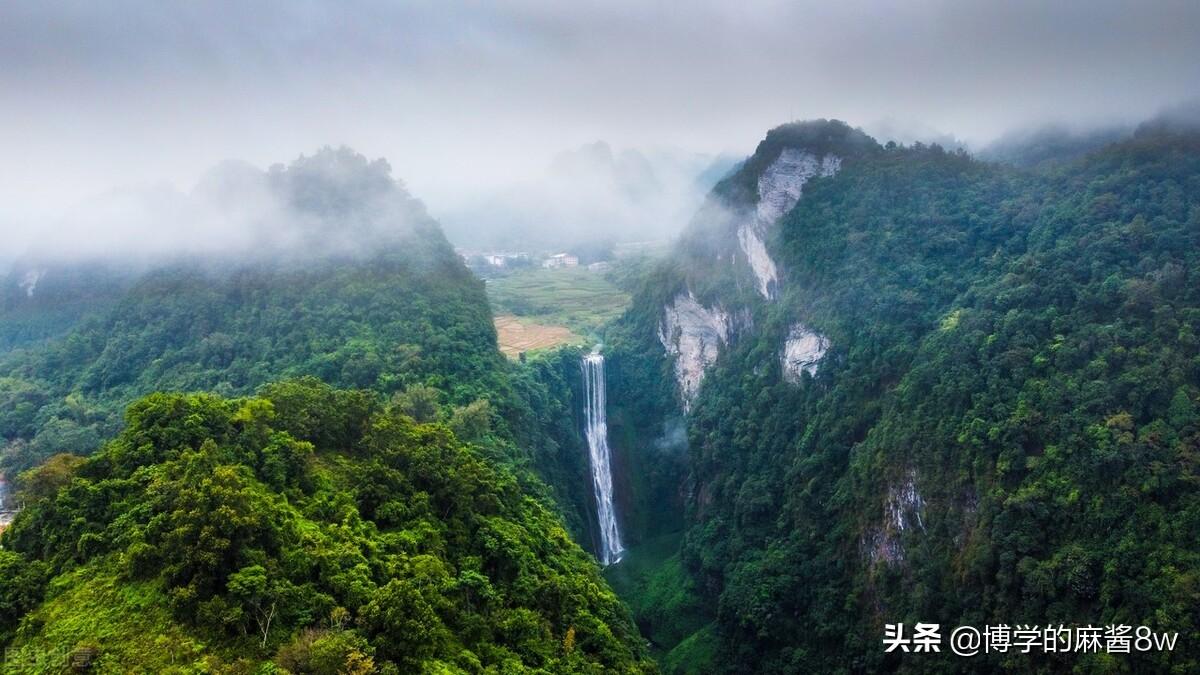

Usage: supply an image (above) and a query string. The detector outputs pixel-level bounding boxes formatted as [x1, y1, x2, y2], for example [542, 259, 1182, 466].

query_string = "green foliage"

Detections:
[0, 147, 652, 670]
[660, 623, 718, 675]
[604, 534, 709, 660]
[1, 384, 653, 672]
[274, 627, 376, 674]
[0, 262, 133, 354]
[391, 383, 443, 424]
[0, 238, 498, 473]
[0, 549, 50, 645]
[613, 121, 1200, 671]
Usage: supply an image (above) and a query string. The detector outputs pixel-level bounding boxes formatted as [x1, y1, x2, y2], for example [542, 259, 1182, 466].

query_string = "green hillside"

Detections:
[605, 120, 1200, 672]
[0, 148, 651, 673]
[1, 381, 652, 673]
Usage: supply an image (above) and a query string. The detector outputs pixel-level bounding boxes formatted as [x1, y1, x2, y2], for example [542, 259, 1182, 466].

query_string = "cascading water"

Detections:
[581, 350, 624, 565]
[0, 476, 13, 528]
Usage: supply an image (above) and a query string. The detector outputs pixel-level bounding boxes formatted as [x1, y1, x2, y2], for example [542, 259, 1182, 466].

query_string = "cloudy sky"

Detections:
[2, 0, 1199, 256]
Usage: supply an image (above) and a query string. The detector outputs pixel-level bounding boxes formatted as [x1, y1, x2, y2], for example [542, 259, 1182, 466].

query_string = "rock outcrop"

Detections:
[863, 472, 926, 566]
[19, 269, 45, 297]
[660, 147, 840, 407]
[781, 323, 828, 382]
[738, 149, 841, 299]
[658, 292, 731, 410]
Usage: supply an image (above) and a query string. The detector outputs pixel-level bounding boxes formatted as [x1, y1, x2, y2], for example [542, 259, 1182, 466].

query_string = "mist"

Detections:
[439, 142, 739, 251]
[2, 0, 1199, 262]
[12, 147, 435, 267]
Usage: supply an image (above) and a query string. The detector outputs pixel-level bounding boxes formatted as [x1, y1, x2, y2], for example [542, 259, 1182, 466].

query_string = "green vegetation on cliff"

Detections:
[610, 120, 1200, 672]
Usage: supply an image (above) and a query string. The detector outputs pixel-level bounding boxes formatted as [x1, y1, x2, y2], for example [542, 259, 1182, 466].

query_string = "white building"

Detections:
[543, 253, 579, 268]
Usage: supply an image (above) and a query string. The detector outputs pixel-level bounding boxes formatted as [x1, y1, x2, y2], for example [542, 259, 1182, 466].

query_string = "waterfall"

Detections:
[581, 350, 624, 565]
[0, 477, 12, 528]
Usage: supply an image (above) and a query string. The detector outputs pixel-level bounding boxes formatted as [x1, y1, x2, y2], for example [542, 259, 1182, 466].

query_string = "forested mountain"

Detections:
[1, 381, 650, 672]
[604, 119, 1200, 672]
[1, 150, 586, 515]
[0, 149, 651, 672]
[0, 261, 135, 354]
[4, 119, 1199, 674]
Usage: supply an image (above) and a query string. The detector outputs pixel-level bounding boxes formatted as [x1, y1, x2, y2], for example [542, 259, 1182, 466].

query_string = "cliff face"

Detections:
[657, 292, 731, 409]
[781, 323, 828, 383]
[740, 149, 841, 299]
[610, 120, 1200, 672]
[650, 121, 866, 407]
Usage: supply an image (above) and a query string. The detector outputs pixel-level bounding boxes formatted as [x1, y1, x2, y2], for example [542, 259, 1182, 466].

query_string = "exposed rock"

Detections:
[659, 146, 840, 408]
[781, 323, 828, 382]
[739, 149, 841, 299]
[863, 472, 926, 566]
[887, 475, 926, 534]
[19, 269, 45, 297]
[736, 223, 779, 300]
[658, 292, 730, 410]
[820, 154, 841, 178]
[755, 149, 821, 224]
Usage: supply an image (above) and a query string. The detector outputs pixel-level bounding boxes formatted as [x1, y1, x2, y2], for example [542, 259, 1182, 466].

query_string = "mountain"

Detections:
[603, 119, 1200, 672]
[0, 260, 136, 354]
[6, 119, 1199, 673]
[1, 381, 651, 672]
[0, 148, 653, 672]
[979, 124, 1133, 169]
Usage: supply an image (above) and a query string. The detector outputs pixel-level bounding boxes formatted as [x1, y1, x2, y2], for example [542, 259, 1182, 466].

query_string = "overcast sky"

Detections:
[2, 0, 1199, 256]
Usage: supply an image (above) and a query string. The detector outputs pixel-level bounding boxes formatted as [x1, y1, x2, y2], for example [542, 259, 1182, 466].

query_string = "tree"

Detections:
[227, 565, 278, 648]
[16, 452, 86, 502]
[390, 384, 441, 423]
[449, 399, 493, 442]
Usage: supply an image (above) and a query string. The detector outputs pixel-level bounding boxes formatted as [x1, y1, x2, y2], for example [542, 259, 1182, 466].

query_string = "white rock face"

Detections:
[658, 292, 730, 409]
[781, 323, 829, 382]
[19, 269, 45, 297]
[755, 149, 821, 224]
[886, 475, 926, 534]
[659, 146, 840, 408]
[864, 472, 926, 566]
[736, 224, 777, 299]
[820, 154, 841, 178]
[739, 149, 841, 299]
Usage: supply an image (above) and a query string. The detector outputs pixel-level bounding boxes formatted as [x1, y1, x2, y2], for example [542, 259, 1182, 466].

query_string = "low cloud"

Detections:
[1, 1, 1198, 262]
[440, 142, 738, 251]
[15, 148, 432, 266]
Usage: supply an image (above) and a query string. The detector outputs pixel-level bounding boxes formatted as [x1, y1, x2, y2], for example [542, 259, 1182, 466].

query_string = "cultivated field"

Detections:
[493, 314, 583, 357]
[486, 267, 632, 335]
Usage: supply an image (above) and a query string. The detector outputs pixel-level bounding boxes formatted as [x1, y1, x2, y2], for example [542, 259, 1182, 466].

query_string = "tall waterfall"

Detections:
[581, 351, 624, 565]
[0, 477, 13, 528]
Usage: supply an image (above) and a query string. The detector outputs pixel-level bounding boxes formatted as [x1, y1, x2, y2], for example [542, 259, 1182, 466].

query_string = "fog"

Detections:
[440, 142, 739, 251]
[2, 0, 1199, 262]
[15, 147, 436, 266]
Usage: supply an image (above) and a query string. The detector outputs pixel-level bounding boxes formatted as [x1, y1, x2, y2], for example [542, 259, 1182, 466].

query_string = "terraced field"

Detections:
[486, 266, 633, 357]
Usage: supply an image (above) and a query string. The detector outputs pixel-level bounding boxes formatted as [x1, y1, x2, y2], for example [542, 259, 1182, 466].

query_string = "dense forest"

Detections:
[604, 119, 1200, 672]
[0, 149, 601, 539]
[3, 117, 1199, 673]
[0, 380, 649, 672]
[0, 148, 648, 672]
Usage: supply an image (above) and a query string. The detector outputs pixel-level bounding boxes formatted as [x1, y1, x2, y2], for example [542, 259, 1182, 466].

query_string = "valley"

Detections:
[4, 4, 1199, 673]
[2, 108, 1199, 675]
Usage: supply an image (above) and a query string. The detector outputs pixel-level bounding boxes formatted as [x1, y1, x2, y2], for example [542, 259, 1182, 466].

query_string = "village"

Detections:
[458, 249, 611, 274]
